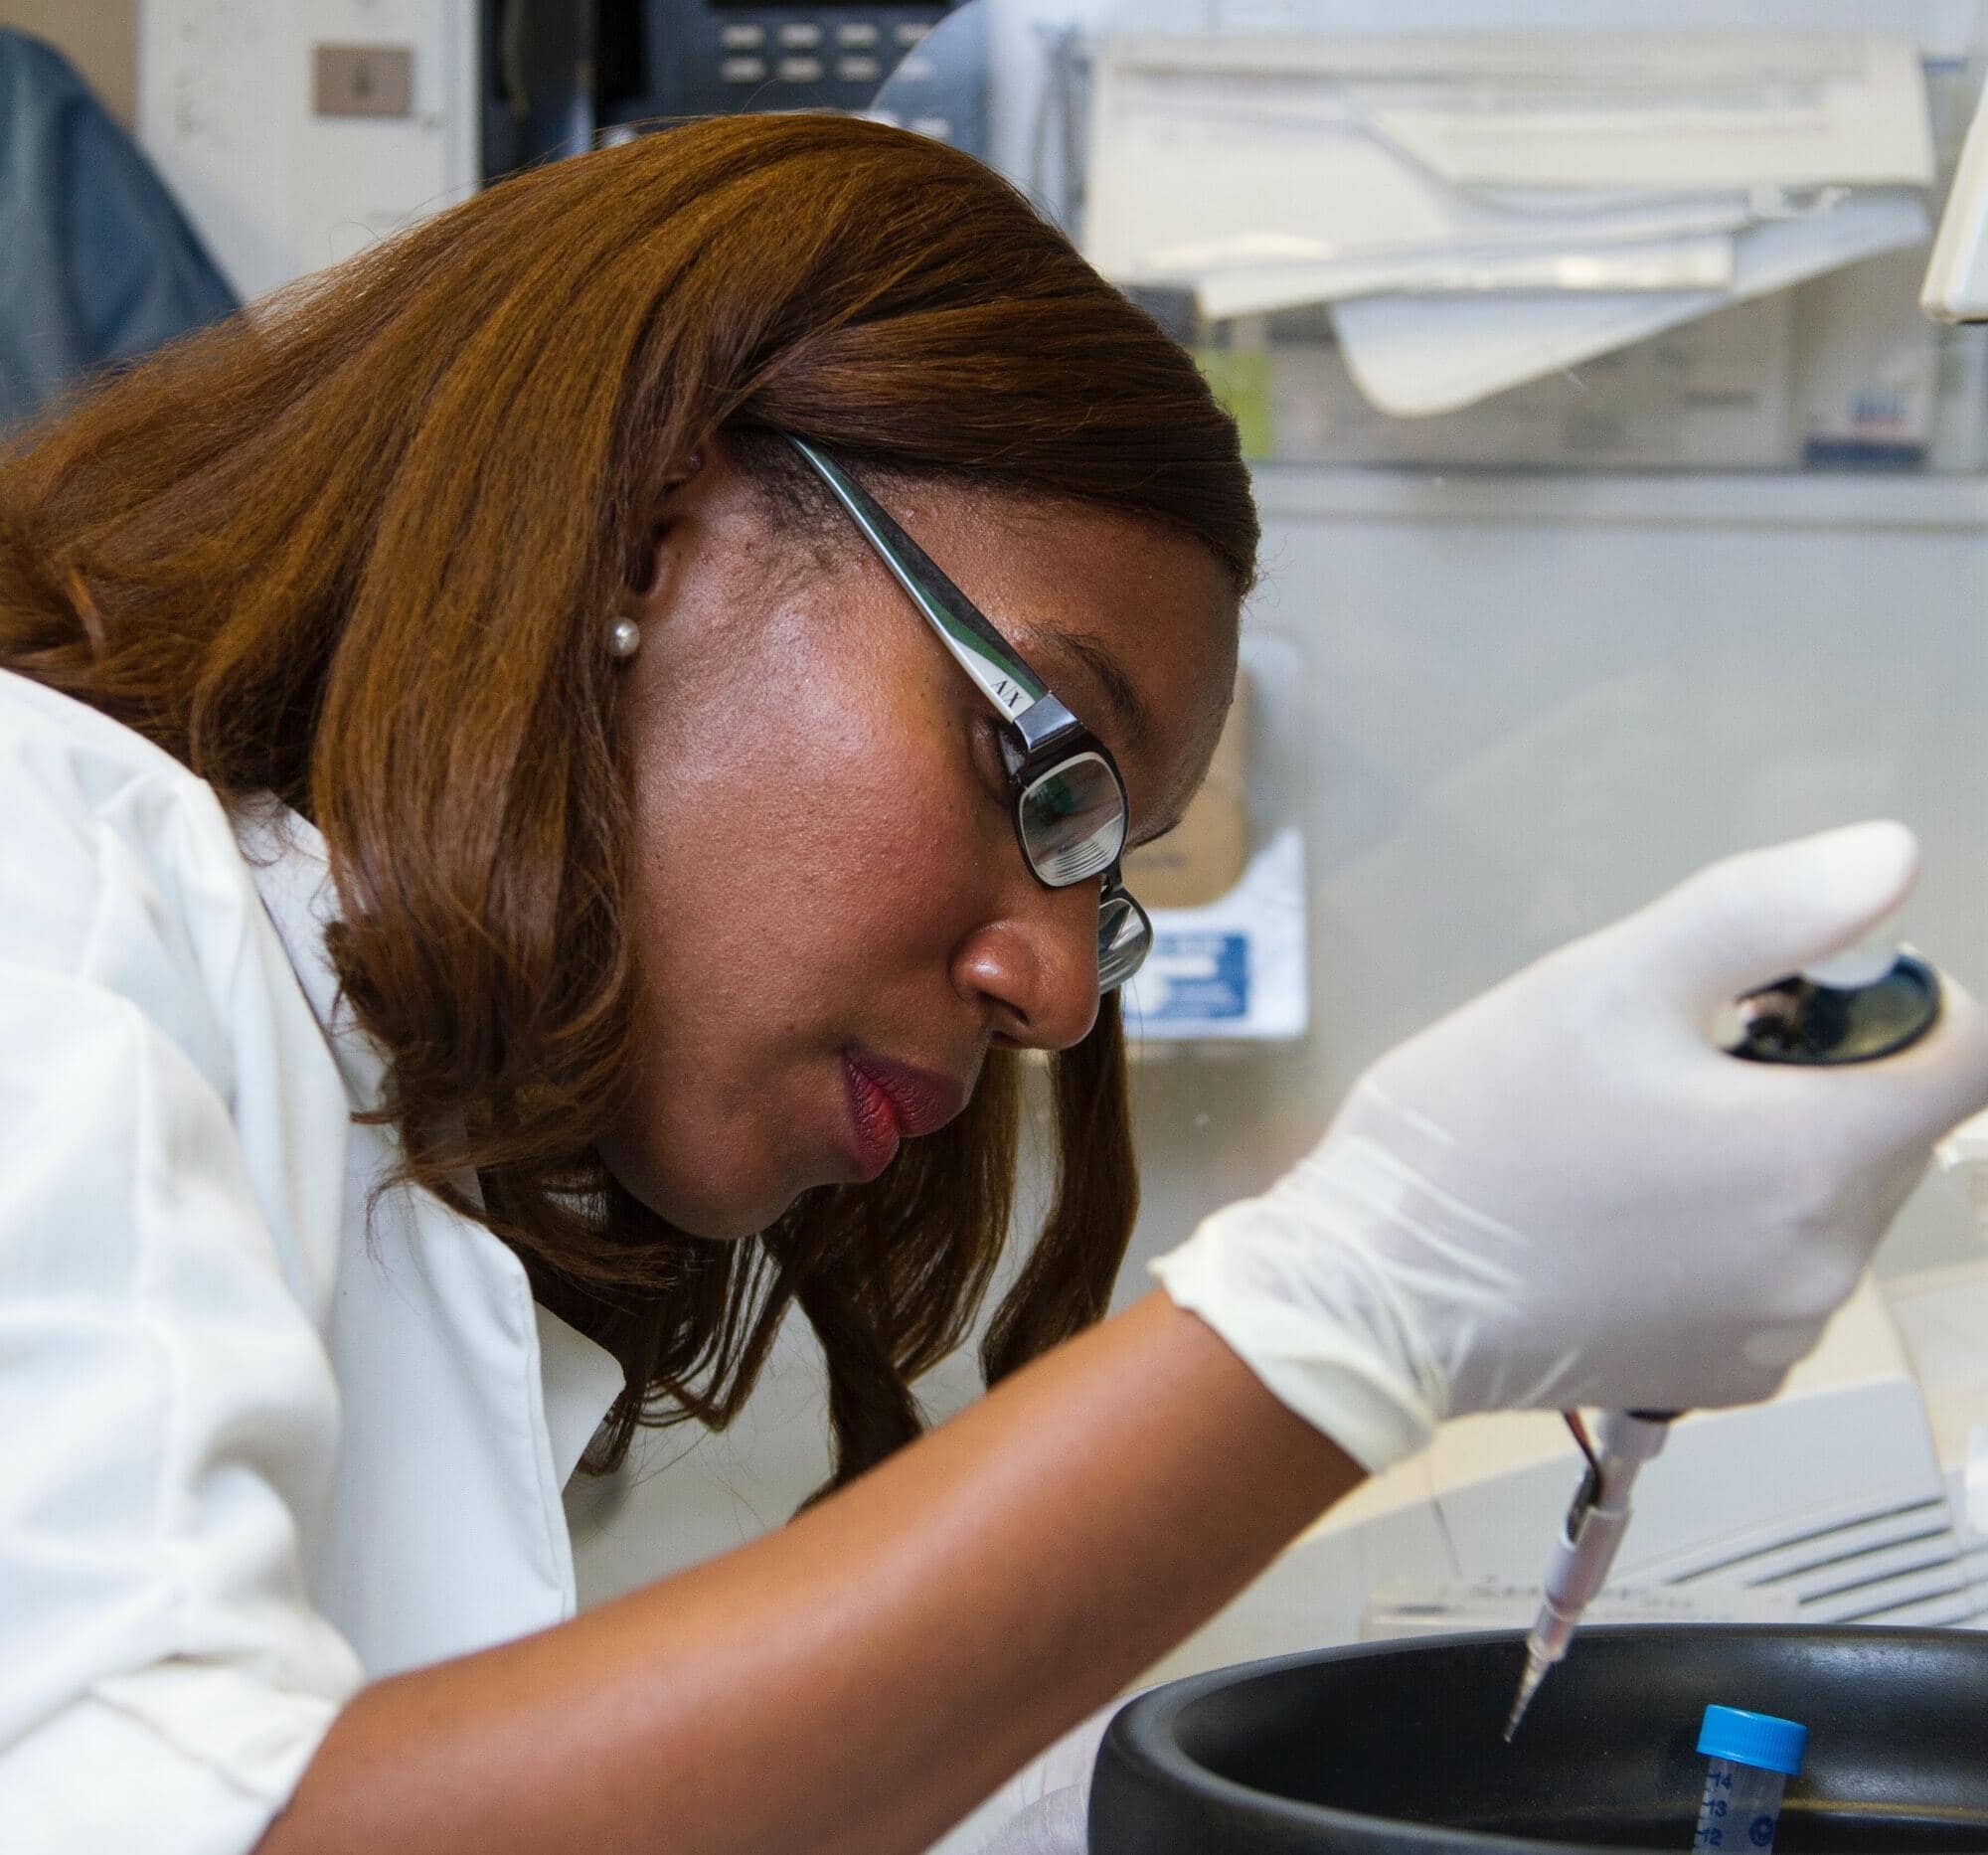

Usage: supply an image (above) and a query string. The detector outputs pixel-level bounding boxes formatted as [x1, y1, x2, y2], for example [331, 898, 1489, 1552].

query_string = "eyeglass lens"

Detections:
[1016, 751, 1149, 989]
[1018, 752, 1126, 887]
[1097, 890, 1149, 991]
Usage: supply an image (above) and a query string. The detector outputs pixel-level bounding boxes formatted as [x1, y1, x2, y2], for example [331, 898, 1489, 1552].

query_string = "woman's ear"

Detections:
[630, 451, 708, 606]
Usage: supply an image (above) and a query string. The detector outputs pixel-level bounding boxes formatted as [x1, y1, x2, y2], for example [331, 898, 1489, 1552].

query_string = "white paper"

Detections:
[1349, 33, 1934, 191]
[1084, 32, 1932, 289]
[1195, 234, 1736, 319]
[1086, 51, 1764, 284]
[1333, 189, 1932, 416]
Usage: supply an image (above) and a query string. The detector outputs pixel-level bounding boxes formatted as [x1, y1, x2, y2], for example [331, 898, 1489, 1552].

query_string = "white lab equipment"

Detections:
[1138, 1273, 1988, 1690]
[952, 11, 1988, 449]
[1080, 29, 1939, 413]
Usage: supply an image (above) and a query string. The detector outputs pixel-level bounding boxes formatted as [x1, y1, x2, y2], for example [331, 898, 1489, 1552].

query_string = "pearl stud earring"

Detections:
[607, 616, 641, 660]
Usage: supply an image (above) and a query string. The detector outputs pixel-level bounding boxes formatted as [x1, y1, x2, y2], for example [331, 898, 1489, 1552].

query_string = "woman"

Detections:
[1, 112, 1984, 1855]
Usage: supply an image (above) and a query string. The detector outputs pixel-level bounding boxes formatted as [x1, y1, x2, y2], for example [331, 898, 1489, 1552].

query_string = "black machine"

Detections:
[1092, 1627, 1988, 1852]
[480, 0, 986, 182]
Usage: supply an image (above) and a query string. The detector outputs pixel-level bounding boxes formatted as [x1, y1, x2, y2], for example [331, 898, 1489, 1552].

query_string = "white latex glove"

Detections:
[1153, 822, 1988, 1473]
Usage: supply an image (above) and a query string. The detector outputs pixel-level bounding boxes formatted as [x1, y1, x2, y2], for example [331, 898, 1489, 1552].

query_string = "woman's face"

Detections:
[599, 445, 1241, 1239]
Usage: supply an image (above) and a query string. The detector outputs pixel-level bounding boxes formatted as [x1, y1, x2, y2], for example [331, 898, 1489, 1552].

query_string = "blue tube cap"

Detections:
[1699, 1705, 1808, 1776]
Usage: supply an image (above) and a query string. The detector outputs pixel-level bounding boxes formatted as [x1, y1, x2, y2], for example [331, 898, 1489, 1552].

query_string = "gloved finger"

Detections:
[1616, 820, 1920, 1015]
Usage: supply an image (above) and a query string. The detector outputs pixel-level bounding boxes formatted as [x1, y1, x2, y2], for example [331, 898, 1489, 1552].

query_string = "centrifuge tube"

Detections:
[1690, 1705, 1807, 1854]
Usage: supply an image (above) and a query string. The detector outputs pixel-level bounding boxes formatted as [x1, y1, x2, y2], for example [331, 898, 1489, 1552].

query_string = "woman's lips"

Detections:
[842, 1057, 901, 1180]
[840, 1050, 969, 1180]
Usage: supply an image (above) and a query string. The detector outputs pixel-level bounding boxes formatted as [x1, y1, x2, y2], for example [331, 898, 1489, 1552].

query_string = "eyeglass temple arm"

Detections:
[786, 436, 1079, 756]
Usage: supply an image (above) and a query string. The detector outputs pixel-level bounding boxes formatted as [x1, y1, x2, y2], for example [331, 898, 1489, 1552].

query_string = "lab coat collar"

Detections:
[233, 795, 624, 1487]
[230, 796, 384, 1109]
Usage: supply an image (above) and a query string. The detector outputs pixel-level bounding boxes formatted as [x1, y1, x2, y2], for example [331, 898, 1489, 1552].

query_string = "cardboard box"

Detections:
[1123, 671, 1250, 908]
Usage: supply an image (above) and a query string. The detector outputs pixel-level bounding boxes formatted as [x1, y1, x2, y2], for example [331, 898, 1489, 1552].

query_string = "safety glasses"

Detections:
[786, 435, 1152, 994]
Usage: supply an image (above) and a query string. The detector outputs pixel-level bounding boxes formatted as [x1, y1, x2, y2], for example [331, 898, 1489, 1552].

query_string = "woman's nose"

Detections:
[953, 884, 1101, 1052]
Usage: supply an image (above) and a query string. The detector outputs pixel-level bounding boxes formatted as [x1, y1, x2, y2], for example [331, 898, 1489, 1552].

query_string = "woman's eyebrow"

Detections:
[1054, 629, 1149, 759]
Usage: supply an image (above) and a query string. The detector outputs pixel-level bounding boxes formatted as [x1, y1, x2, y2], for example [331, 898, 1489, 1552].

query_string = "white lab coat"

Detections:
[0, 669, 623, 1852]
[0, 667, 1101, 1855]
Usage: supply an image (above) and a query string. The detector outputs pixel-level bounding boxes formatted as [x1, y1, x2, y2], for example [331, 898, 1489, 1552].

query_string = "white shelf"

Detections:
[1250, 462, 1988, 532]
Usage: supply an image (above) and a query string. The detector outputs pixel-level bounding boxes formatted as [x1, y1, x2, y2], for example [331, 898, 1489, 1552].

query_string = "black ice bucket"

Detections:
[1089, 1626, 1988, 1852]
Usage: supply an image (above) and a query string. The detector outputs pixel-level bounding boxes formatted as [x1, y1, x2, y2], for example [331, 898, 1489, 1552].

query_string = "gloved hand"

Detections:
[1153, 822, 1988, 1473]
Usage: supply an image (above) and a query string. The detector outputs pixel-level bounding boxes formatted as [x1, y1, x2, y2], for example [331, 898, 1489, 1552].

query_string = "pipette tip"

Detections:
[1502, 1649, 1548, 1743]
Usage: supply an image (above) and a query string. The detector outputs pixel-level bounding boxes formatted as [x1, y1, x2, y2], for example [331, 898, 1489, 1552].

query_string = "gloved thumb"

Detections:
[1623, 820, 1920, 1013]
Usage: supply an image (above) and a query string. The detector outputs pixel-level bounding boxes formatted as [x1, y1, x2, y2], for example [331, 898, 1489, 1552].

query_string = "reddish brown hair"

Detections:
[0, 112, 1256, 1490]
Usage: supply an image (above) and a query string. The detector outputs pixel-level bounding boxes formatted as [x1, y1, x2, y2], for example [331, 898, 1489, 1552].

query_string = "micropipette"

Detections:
[1501, 947, 1943, 1743]
[1502, 1410, 1672, 1740]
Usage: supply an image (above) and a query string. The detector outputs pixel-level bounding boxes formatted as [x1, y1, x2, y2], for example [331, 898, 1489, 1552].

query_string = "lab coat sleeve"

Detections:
[0, 737, 364, 1853]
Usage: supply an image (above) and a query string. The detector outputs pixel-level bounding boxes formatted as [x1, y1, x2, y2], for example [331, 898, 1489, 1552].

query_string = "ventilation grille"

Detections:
[1647, 1473, 1988, 1629]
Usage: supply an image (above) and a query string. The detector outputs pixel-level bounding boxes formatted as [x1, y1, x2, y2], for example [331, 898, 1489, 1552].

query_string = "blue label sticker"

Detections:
[1144, 932, 1249, 1021]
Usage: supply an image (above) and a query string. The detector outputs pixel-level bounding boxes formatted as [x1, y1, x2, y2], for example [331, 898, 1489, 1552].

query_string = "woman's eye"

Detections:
[967, 719, 1008, 801]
